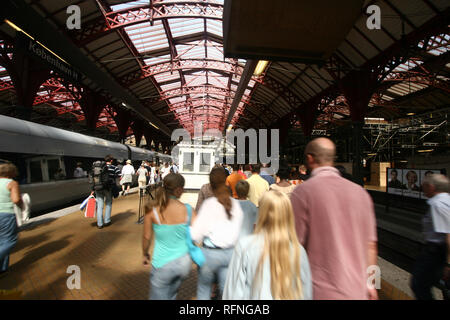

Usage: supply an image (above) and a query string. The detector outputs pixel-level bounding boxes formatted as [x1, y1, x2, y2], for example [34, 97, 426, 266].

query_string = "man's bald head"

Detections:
[305, 138, 336, 166]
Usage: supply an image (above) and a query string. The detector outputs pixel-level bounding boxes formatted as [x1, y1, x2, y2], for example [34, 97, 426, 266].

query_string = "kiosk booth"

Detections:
[175, 138, 235, 189]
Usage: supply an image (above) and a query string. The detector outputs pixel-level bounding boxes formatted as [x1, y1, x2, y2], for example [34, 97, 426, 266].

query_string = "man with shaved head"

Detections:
[291, 137, 378, 300]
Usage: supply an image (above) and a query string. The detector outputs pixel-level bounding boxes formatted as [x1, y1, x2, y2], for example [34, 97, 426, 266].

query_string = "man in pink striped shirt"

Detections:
[291, 138, 378, 300]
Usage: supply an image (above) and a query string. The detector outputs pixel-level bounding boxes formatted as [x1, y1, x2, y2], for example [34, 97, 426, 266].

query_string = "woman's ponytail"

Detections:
[145, 173, 185, 216]
[210, 167, 232, 219]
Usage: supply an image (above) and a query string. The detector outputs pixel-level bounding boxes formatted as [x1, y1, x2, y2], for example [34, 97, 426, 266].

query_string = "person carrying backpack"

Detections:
[89, 155, 120, 229]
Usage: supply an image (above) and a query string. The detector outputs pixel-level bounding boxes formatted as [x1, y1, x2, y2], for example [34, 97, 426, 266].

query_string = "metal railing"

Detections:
[137, 182, 161, 224]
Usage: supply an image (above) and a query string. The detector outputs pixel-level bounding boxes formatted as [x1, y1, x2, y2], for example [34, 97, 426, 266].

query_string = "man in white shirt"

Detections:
[160, 162, 170, 181]
[73, 162, 86, 178]
[120, 160, 135, 195]
[411, 173, 450, 300]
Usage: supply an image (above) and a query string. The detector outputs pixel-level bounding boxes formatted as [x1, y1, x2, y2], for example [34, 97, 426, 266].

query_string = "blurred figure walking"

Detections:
[291, 138, 378, 300]
[190, 167, 243, 300]
[223, 190, 312, 300]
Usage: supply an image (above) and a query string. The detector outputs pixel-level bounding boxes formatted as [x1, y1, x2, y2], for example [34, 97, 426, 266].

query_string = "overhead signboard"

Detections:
[223, 0, 364, 63]
[16, 33, 82, 84]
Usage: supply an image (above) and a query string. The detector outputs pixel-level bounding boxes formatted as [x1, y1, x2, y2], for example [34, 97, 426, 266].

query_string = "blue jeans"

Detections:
[0, 213, 18, 272]
[95, 189, 112, 227]
[197, 247, 234, 300]
[150, 253, 191, 300]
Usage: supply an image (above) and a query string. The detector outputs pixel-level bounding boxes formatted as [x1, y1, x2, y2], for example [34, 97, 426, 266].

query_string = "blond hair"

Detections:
[0, 163, 18, 178]
[253, 190, 303, 299]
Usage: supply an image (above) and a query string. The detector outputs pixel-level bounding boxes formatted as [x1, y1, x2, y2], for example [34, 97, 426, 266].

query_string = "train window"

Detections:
[29, 160, 43, 183]
[48, 159, 64, 180]
[183, 152, 194, 172]
[199, 152, 211, 173]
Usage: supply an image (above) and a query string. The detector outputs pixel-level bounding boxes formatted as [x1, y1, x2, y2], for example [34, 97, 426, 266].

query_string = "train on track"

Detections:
[0, 114, 172, 216]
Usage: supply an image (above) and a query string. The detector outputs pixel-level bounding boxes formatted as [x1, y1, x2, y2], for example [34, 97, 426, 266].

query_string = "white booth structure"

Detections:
[175, 138, 235, 189]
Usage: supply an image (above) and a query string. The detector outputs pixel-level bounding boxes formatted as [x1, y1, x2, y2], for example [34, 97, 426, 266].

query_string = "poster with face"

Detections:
[403, 169, 421, 198]
[420, 169, 441, 199]
[387, 168, 404, 195]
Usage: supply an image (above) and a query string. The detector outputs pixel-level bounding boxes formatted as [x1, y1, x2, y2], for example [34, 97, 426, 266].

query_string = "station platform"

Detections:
[0, 189, 421, 300]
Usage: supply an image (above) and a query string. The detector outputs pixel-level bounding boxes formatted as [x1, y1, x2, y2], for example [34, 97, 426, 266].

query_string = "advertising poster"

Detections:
[420, 169, 441, 199]
[387, 168, 404, 195]
[403, 169, 421, 199]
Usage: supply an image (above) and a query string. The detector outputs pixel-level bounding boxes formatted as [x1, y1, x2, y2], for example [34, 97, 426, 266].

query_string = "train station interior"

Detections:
[0, 0, 449, 301]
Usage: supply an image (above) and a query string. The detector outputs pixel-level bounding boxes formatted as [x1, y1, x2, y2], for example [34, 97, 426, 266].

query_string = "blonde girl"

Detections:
[223, 190, 312, 299]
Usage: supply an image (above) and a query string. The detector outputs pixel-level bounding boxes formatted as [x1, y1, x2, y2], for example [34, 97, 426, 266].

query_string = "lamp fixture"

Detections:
[253, 60, 269, 76]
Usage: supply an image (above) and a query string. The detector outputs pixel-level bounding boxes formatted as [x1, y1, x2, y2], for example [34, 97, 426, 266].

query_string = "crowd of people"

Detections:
[90, 158, 179, 229]
[141, 138, 449, 300]
[1, 137, 449, 301]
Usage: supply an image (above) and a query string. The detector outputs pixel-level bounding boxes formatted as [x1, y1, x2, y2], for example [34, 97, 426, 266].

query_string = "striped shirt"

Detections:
[107, 164, 121, 179]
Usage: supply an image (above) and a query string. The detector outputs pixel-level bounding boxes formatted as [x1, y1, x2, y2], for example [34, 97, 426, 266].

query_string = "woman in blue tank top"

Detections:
[0, 162, 23, 275]
[142, 173, 195, 299]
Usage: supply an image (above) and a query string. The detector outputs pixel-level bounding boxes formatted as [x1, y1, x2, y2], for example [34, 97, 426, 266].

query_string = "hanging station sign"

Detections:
[16, 33, 82, 83]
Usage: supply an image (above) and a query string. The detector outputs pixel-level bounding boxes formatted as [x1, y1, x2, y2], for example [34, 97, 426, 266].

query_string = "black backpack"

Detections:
[89, 161, 110, 191]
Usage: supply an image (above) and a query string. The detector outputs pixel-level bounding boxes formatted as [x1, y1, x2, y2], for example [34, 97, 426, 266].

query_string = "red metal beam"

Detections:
[120, 59, 243, 87]
[73, 1, 223, 45]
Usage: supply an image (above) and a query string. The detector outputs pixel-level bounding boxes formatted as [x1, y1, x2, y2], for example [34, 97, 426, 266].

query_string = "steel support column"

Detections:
[131, 120, 145, 147]
[340, 69, 378, 185]
[297, 101, 318, 138]
[4, 47, 51, 120]
[113, 107, 132, 141]
[79, 91, 107, 131]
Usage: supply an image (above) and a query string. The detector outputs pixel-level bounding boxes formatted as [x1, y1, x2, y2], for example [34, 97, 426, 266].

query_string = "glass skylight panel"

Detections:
[392, 59, 423, 73]
[170, 18, 205, 38]
[185, 75, 207, 87]
[207, 20, 223, 37]
[111, 1, 144, 11]
[190, 93, 207, 99]
[180, 45, 206, 60]
[208, 76, 227, 87]
[144, 54, 171, 66]
[387, 82, 425, 96]
[175, 106, 189, 113]
[428, 48, 448, 56]
[153, 71, 180, 83]
[160, 82, 181, 92]
[381, 94, 394, 101]
[237, 59, 247, 64]
[125, 21, 168, 53]
[207, 45, 223, 60]
[169, 97, 186, 104]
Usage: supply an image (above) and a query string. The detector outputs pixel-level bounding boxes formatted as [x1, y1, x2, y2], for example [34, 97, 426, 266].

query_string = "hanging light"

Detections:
[253, 60, 269, 76]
